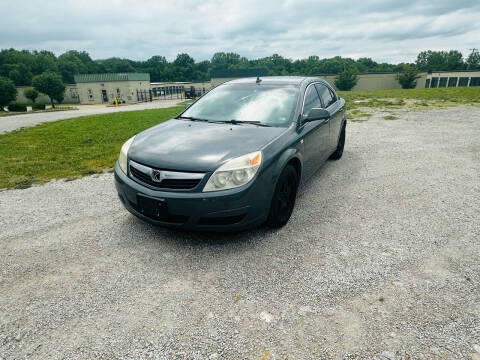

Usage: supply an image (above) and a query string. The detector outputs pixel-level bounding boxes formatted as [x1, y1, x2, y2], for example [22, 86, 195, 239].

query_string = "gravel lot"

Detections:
[0, 100, 180, 134]
[0, 106, 479, 359]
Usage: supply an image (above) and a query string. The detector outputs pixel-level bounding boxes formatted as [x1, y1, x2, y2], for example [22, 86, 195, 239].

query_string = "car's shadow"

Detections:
[122, 148, 361, 248]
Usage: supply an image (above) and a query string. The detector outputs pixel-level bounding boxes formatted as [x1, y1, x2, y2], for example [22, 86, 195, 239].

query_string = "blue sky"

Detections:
[1, 0, 479, 63]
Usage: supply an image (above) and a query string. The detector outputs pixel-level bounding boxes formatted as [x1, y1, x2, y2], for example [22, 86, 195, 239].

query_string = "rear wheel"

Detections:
[266, 165, 298, 228]
[329, 123, 345, 160]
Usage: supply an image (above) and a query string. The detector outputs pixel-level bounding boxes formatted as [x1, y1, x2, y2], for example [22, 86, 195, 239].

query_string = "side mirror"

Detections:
[185, 103, 192, 110]
[304, 108, 330, 123]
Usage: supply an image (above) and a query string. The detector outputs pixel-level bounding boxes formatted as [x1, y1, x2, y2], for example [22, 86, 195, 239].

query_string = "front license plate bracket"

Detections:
[137, 195, 167, 219]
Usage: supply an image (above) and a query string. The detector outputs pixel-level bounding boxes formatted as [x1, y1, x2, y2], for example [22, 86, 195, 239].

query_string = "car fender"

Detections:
[271, 147, 303, 186]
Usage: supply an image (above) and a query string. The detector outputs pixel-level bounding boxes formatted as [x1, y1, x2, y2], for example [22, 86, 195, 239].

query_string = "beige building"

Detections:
[211, 72, 426, 91]
[424, 71, 480, 88]
[15, 84, 79, 104]
[321, 72, 427, 91]
[74, 73, 151, 104]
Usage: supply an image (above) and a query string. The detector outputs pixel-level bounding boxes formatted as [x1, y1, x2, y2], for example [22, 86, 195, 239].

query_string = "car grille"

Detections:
[129, 161, 204, 190]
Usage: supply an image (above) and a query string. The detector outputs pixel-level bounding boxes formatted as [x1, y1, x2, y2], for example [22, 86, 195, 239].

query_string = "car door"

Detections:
[298, 83, 331, 181]
[315, 83, 343, 151]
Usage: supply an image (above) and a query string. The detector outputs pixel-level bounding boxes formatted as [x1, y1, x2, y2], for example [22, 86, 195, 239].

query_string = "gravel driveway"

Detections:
[0, 107, 479, 359]
[0, 100, 181, 134]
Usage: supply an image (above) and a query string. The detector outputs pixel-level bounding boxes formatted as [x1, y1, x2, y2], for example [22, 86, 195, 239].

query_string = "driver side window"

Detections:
[303, 85, 322, 116]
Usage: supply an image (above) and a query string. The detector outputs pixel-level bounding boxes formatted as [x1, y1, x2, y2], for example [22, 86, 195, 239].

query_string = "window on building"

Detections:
[470, 77, 480, 86]
[458, 77, 469, 87]
[447, 77, 457, 87]
[439, 77, 447, 87]
[430, 77, 438, 88]
[88, 88, 93, 101]
[425, 79, 431, 88]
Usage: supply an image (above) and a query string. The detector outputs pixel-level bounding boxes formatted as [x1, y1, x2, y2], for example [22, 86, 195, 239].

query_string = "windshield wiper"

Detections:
[211, 119, 272, 127]
[176, 116, 209, 122]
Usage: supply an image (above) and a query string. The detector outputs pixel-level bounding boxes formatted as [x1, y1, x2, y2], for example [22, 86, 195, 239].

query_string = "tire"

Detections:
[266, 165, 299, 228]
[329, 123, 345, 160]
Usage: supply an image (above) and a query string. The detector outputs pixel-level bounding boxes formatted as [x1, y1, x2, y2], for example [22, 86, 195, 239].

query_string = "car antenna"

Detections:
[256, 76, 262, 84]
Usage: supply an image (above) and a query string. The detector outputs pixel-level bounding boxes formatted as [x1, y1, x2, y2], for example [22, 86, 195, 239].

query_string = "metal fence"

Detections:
[136, 90, 153, 102]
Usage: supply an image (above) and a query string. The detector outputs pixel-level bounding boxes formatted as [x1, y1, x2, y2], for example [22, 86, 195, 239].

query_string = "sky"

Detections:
[1, 0, 479, 63]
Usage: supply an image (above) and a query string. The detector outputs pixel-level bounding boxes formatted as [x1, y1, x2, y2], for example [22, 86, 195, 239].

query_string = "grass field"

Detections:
[0, 106, 183, 190]
[0, 87, 479, 190]
[339, 86, 480, 120]
[339, 86, 480, 104]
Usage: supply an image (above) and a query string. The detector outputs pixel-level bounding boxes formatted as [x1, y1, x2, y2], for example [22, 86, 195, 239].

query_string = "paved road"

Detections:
[0, 107, 479, 359]
[0, 100, 181, 134]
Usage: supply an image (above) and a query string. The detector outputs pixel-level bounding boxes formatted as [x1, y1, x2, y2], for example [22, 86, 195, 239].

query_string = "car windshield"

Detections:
[180, 84, 299, 127]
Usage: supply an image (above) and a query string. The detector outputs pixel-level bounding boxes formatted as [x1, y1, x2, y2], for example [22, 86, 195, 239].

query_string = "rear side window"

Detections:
[315, 84, 334, 108]
[303, 85, 321, 115]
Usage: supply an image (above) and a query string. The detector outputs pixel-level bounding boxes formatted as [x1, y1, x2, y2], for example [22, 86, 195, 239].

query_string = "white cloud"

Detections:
[0, 0, 479, 63]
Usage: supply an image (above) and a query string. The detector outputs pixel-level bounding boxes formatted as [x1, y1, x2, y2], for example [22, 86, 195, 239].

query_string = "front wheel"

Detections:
[329, 123, 345, 160]
[265, 165, 299, 228]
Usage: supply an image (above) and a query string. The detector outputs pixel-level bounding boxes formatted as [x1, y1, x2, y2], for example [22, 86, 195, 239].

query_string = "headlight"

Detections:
[118, 136, 135, 174]
[203, 151, 262, 192]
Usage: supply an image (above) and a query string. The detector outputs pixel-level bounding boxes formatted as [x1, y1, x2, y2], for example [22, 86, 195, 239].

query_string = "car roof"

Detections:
[224, 76, 323, 86]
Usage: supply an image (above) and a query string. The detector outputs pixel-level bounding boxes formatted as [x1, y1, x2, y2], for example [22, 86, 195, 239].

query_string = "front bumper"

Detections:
[114, 161, 272, 231]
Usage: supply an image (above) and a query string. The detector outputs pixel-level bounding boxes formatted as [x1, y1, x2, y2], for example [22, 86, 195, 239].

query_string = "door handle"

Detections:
[323, 118, 329, 124]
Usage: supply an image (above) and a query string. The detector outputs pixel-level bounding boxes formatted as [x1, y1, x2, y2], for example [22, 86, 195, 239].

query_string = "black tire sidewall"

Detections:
[266, 165, 298, 228]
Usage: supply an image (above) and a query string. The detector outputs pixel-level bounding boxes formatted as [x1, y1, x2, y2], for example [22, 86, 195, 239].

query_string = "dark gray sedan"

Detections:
[114, 76, 346, 231]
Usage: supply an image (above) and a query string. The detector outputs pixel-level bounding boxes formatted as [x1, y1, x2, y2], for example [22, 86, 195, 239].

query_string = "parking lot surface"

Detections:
[0, 107, 479, 359]
[0, 99, 180, 134]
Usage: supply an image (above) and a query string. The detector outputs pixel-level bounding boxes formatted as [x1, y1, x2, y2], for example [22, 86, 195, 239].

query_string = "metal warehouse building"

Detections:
[74, 73, 151, 104]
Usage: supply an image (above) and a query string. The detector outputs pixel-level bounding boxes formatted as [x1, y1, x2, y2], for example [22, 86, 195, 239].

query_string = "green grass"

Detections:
[384, 115, 399, 120]
[348, 109, 372, 120]
[0, 106, 183, 190]
[1, 86, 479, 191]
[339, 86, 480, 104]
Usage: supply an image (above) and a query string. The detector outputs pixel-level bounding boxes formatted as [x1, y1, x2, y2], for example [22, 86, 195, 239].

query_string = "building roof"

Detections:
[74, 73, 150, 83]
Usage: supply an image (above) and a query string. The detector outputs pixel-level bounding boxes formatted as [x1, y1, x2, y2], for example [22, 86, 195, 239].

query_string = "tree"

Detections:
[8, 64, 33, 86]
[396, 65, 421, 89]
[466, 49, 480, 70]
[24, 88, 39, 103]
[32, 72, 65, 108]
[57, 50, 99, 83]
[335, 69, 358, 91]
[0, 76, 17, 110]
[416, 50, 465, 72]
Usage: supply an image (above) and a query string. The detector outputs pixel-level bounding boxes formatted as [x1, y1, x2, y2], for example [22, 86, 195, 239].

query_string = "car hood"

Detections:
[128, 119, 286, 172]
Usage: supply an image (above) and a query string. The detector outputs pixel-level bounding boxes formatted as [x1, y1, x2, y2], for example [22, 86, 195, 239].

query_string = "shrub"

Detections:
[7, 102, 27, 112]
[32, 103, 46, 111]
[396, 65, 421, 89]
[0, 76, 17, 110]
[24, 88, 39, 104]
[335, 69, 358, 91]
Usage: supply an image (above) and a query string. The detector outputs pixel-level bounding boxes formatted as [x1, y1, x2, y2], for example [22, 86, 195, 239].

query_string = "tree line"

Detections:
[1, 48, 479, 86]
[2, 48, 480, 110]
